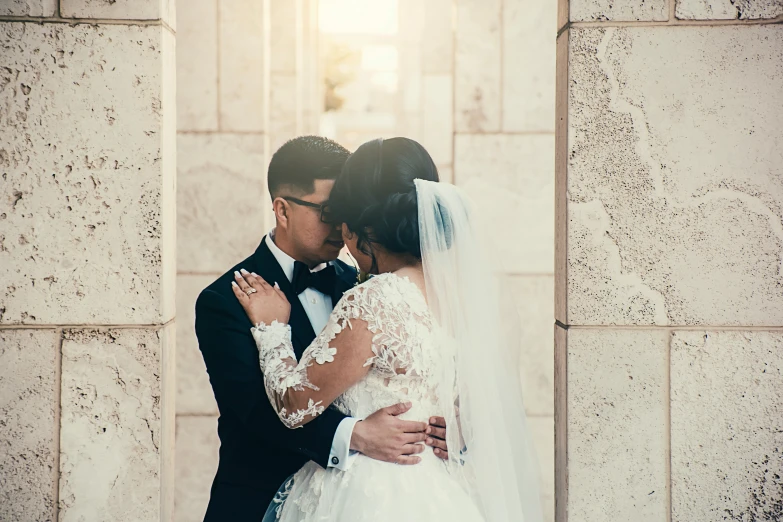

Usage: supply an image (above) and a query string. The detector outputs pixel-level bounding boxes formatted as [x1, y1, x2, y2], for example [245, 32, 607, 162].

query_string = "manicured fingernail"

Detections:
[274, 282, 280, 289]
[252, 272, 259, 277]
[231, 281, 238, 287]
[426, 427, 431, 434]
[240, 268, 249, 274]
[234, 271, 240, 277]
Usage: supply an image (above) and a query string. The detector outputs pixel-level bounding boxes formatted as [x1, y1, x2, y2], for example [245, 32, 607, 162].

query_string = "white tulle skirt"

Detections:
[273, 450, 485, 522]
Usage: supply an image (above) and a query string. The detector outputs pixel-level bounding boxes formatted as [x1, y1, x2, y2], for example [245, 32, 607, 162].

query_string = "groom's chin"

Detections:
[323, 240, 345, 257]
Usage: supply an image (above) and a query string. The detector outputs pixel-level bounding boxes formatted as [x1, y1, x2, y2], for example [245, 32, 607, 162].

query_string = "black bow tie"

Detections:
[292, 261, 337, 296]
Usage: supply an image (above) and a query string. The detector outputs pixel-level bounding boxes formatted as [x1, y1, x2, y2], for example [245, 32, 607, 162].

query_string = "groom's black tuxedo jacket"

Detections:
[195, 237, 357, 521]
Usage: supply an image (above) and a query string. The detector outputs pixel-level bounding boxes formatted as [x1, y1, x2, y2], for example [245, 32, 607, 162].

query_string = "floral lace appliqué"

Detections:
[251, 274, 439, 429]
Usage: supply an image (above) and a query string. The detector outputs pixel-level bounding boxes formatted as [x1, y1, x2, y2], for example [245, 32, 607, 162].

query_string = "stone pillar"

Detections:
[300, 0, 321, 135]
[174, 0, 271, 520]
[420, 0, 454, 183]
[453, 0, 557, 520]
[0, 2, 176, 521]
[556, 1, 783, 521]
[269, 0, 303, 152]
[395, 0, 424, 144]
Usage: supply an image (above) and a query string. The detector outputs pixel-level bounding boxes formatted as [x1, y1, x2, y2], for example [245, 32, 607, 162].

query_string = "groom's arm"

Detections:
[199, 286, 434, 466]
[196, 288, 346, 468]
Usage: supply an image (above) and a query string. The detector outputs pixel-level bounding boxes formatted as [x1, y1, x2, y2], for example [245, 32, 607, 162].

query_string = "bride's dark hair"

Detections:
[326, 137, 439, 268]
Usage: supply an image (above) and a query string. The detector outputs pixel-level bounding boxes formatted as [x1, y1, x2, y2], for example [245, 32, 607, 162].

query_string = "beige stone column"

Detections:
[556, 1, 783, 521]
[453, 0, 557, 520]
[175, 0, 273, 520]
[395, 0, 424, 144]
[420, 0, 454, 183]
[0, 2, 176, 521]
[269, 0, 303, 152]
[300, 0, 321, 135]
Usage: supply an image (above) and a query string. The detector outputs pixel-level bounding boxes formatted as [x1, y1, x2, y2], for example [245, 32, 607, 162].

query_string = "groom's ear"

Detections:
[272, 197, 289, 226]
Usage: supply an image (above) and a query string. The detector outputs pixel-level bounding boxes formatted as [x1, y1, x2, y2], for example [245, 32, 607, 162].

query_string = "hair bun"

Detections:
[367, 190, 421, 259]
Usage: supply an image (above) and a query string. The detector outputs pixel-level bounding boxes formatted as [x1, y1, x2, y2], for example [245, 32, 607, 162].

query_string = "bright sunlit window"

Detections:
[319, 0, 401, 151]
[361, 45, 398, 71]
[319, 0, 398, 35]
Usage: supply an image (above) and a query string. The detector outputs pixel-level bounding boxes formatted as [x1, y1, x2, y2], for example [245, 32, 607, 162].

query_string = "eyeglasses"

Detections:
[281, 196, 334, 224]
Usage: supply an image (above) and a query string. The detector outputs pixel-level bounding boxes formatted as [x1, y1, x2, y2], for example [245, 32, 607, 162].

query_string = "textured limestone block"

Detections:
[676, 0, 783, 19]
[0, 0, 56, 16]
[219, 0, 266, 132]
[0, 329, 58, 522]
[177, 0, 218, 131]
[60, 326, 174, 522]
[564, 26, 783, 326]
[0, 23, 176, 325]
[503, 0, 557, 133]
[422, 0, 453, 74]
[567, 329, 668, 521]
[178, 133, 268, 273]
[671, 330, 783, 522]
[570, 0, 668, 21]
[421, 74, 453, 167]
[508, 276, 554, 417]
[174, 416, 220, 522]
[529, 416, 555, 522]
[177, 275, 218, 415]
[61, 0, 175, 27]
[455, 0, 501, 132]
[455, 134, 555, 274]
[553, 324, 566, 522]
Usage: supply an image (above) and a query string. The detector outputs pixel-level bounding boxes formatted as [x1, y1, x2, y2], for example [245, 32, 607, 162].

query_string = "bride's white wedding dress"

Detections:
[252, 179, 543, 522]
[254, 273, 485, 522]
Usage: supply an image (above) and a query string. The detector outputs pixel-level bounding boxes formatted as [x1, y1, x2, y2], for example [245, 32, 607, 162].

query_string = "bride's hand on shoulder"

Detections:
[231, 269, 291, 325]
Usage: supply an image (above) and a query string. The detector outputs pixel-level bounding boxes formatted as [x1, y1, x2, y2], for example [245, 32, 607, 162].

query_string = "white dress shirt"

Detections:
[265, 231, 359, 471]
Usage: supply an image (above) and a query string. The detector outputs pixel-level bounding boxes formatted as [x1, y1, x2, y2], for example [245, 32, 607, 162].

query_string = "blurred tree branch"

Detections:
[322, 38, 359, 112]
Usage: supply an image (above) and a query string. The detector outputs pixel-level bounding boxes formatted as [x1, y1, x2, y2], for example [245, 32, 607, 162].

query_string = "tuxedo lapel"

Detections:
[252, 238, 316, 356]
[331, 260, 357, 305]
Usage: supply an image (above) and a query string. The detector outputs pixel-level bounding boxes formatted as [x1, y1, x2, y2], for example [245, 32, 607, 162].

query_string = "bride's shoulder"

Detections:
[340, 272, 412, 303]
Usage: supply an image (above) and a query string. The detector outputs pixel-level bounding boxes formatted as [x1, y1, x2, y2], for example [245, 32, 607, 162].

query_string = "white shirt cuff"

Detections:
[328, 417, 360, 471]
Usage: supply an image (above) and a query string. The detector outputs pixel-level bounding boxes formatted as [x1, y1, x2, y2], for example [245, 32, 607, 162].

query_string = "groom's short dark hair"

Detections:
[268, 136, 350, 199]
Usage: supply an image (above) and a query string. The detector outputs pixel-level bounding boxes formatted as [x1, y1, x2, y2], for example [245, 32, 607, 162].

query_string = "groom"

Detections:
[195, 136, 449, 521]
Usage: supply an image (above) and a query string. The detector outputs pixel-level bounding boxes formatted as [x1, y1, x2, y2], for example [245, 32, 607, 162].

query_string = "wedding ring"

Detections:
[245, 288, 257, 295]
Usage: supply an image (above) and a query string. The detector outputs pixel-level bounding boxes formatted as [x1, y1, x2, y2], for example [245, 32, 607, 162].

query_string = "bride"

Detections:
[231, 138, 543, 521]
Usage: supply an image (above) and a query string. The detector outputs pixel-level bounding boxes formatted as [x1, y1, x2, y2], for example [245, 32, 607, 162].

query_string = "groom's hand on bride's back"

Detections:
[350, 402, 428, 465]
[425, 416, 449, 461]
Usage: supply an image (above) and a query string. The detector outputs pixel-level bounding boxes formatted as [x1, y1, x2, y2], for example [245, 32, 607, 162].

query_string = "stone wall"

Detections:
[0, 3, 176, 521]
[556, 1, 783, 521]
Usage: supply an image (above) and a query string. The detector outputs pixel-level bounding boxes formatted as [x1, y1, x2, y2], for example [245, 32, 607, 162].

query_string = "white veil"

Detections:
[416, 179, 544, 522]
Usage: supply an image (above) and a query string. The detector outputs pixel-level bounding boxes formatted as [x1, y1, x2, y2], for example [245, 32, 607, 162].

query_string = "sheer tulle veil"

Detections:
[415, 178, 544, 522]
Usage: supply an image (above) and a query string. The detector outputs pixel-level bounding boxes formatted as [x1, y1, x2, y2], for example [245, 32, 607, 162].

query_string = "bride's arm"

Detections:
[251, 314, 374, 429]
[232, 271, 375, 429]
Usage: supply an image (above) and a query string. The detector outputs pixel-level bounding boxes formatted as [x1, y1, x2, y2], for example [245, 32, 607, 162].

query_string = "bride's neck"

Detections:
[374, 252, 421, 275]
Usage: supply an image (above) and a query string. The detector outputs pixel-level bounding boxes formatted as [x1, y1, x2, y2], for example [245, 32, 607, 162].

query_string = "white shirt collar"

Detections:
[265, 228, 329, 283]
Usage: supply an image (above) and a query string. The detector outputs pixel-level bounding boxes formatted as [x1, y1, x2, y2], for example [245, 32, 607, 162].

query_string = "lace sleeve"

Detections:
[250, 288, 376, 429]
